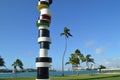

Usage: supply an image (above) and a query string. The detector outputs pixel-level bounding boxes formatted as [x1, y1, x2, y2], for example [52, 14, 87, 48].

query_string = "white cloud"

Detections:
[84, 40, 96, 47]
[96, 57, 120, 68]
[95, 47, 104, 54]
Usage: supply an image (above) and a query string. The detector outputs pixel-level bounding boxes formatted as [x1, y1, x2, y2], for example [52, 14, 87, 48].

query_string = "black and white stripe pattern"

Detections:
[36, 0, 52, 80]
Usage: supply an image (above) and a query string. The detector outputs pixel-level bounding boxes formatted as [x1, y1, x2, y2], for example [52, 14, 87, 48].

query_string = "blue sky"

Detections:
[0, 0, 120, 70]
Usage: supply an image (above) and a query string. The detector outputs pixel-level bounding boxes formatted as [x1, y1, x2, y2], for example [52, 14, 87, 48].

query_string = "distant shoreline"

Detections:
[0, 68, 36, 73]
[0, 68, 55, 73]
[102, 72, 120, 74]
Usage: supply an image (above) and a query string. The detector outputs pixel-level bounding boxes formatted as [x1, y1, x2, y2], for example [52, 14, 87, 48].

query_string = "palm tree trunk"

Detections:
[86, 62, 90, 74]
[62, 37, 67, 76]
[86, 62, 89, 69]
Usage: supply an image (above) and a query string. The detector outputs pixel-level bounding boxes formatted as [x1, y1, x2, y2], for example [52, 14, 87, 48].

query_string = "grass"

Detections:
[1, 74, 120, 80]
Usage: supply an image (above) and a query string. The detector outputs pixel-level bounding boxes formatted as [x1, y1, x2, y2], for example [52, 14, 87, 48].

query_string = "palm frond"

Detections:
[75, 49, 80, 53]
[65, 34, 69, 38]
[67, 32, 72, 37]
[19, 66, 23, 69]
[64, 27, 70, 31]
[86, 54, 91, 58]
[60, 33, 65, 36]
[65, 62, 70, 65]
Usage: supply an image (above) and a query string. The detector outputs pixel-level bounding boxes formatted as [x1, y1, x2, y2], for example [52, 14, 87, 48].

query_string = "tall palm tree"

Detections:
[60, 27, 72, 76]
[12, 59, 23, 73]
[85, 54, 94, 69]
[0, 56, 5, 68]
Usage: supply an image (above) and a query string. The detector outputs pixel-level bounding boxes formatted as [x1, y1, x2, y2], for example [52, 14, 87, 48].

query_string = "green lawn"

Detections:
[1, 74, 120, 80]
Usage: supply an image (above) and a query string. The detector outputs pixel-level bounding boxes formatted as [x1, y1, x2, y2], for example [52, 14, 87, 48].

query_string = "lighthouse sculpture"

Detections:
[36, 0, 52, 80]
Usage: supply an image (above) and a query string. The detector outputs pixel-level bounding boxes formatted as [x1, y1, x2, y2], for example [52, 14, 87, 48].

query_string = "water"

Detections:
[0, 70, 98, 78]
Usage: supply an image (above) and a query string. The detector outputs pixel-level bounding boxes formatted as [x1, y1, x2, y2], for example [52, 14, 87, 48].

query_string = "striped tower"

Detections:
[36, 0, 52, 80]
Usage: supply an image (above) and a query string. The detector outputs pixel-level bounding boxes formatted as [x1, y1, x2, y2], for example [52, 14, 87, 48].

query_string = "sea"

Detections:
[0, 70, 98, 78]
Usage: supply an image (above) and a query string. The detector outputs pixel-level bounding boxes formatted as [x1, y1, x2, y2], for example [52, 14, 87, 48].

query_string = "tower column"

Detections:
[36, 0, 52, 80]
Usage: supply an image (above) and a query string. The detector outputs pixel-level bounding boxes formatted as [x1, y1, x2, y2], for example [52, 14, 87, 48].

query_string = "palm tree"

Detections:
[85, 54, 94, 70]
[66, 53, 80, 71]
[12, 59, 23, 73]
[98, 65, 106, 73]
[74, 49, 86, 75]
[60, 27, 72, 76]
[0, 56, 5, 68]
[74, 49, 85, 63]
[66, 49, 85, 75]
